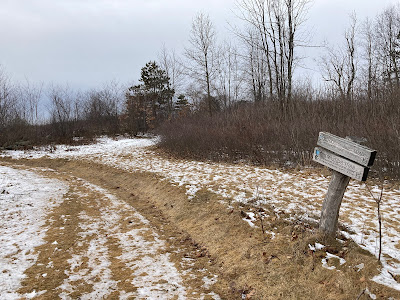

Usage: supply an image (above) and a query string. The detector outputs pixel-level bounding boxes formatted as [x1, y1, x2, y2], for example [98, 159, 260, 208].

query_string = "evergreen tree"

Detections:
[124, 61, 174, 133]
[139, 61, 174, 118]
[174, 94, 189, 112]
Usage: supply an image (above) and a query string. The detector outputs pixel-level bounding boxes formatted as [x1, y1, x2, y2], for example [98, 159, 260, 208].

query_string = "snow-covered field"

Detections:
[2, 136, 400, 291]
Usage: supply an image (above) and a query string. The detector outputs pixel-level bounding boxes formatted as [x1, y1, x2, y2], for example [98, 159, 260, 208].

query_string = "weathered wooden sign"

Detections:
[317, 132, 377, 167]
[313, 147, 369, 181]
[313, 132, 377, 235]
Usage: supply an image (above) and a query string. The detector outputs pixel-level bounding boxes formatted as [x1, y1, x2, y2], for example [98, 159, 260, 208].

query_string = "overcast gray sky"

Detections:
[0, 0, 399, 90]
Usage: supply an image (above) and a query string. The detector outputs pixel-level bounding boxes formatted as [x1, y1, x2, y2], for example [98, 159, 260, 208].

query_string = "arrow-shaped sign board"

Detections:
[317, 132, 376, 167]
[313, 147, 369, 181]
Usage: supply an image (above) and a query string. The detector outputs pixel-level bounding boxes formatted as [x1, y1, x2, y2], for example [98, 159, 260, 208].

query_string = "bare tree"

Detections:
[230, 24, 268, 102]
[374, 5, 400, 90]
[320, 13, 358, 101]
[18, 79, 43, 124]
[158, 45, 185, 94]
[235, 0, 311, 105]
[82, 81, 123, 134]
[48, 84, 75, 137]
[246, 28, 269, 102]
[158, 45, 185, 115]
[215, 41, 245, 107]
[0, 66, 17, 130]
[185, 13, 218, 116]
[344, 14, 357, 101]
[360, 18, 378, 100]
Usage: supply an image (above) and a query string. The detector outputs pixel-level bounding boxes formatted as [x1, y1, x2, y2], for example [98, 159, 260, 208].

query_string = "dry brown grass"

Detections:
[3, 161, 225, 299]
[4, 158, 400, 299]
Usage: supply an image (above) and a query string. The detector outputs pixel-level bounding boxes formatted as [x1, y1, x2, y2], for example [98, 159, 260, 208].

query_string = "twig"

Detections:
[255, 186, 266, 240]
[257, 211, 266, 240]
[355, 288, 366, 300]
[366, 183, 384, 262]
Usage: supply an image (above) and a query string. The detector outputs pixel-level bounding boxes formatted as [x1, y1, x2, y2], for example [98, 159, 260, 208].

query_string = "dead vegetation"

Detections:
[4, 162, 223, 299]
[158, 94, 400, 179]
[3, 158, 399, 299]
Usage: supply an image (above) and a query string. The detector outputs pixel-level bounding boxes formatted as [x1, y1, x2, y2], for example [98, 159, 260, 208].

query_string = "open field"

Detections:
[1, 136, 400, 299]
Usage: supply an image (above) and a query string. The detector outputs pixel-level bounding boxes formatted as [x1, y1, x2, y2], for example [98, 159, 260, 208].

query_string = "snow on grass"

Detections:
[242, 212, 257, 227]
[0, 163, 195, 299]
[57, 179, 187, 299]
[202, 275, 218, 289]
[59, 210, 119, 300]
[0, 166, 68, 299]
[0, 136, 157, 161]
[321, 252, 346, 270]
[308, 242, 325, 252]
[309, 243, 348, 272]
[2, 136, 400, 291]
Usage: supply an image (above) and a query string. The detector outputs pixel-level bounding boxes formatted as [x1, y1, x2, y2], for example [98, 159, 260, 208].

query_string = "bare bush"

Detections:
[82, 82, 123, 135]
[158, 89, 400, 179]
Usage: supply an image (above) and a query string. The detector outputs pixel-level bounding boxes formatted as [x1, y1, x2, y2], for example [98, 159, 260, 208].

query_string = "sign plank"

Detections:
[313, 147, 369, 181]
[317, 132, 377, 167]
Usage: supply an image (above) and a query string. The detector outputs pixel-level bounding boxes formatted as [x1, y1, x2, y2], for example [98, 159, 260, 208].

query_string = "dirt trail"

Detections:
[3, 157, 400, 299]
[2, 161, 225, 299]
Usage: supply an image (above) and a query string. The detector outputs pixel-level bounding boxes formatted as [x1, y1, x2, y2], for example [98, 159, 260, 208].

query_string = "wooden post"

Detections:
[313, 132, 377, 236]
[319, 170, 350, 235]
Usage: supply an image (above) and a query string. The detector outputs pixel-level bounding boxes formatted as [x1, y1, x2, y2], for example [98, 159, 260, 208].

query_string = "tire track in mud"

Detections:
[9, 167, 221, 299]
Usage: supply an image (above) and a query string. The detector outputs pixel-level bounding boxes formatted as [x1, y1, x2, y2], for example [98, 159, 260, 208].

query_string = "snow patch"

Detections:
[242, 212, 257, 227]
[321, 252, 346, 270]
[3, 136, 400, 291]
[0, 166, 68, 299]
[57, 180, 187, 299]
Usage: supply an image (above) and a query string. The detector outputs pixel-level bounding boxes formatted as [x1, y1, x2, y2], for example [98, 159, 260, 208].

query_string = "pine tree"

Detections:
[174, 94, 190, 113]
[139, 61, 174, 118]
[124, 62, 174, 133]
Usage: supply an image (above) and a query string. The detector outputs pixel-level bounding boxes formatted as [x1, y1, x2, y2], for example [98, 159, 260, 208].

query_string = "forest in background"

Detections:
[1, 0, 400, 178]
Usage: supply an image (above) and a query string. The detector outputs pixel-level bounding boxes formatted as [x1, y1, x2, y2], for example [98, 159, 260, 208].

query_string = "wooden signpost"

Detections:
[316, 132, 376, 168]
[313, 147, 369, 181]
[313, 132, 377, 235]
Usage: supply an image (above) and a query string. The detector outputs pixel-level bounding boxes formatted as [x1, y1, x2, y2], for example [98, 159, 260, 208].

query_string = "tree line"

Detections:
[1, 1, 400, 177]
